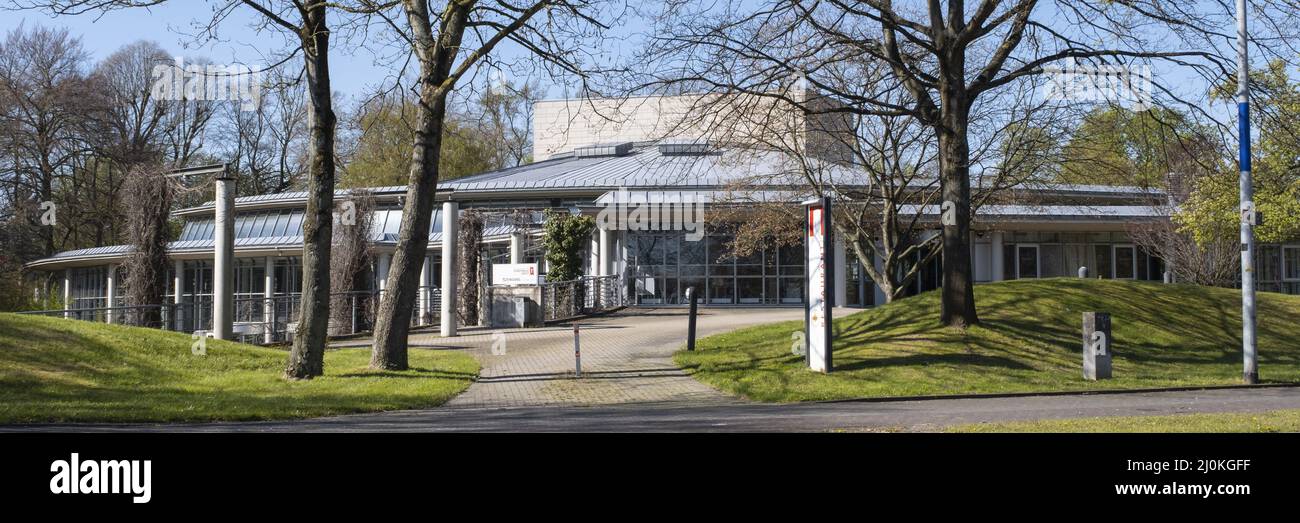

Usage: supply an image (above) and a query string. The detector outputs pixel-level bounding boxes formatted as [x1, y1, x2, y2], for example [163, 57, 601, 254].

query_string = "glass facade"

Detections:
[627, 230, 804, 305]
[999, 232, 1164, 281]
[68, 266, 108, 310]
[1259, 245, 1300, 294]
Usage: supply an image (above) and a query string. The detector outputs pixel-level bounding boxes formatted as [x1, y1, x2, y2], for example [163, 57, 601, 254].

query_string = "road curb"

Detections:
[812, 382, 1300, 405]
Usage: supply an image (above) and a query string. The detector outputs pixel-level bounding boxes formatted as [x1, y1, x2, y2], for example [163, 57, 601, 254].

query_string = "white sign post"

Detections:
[804, 197, 833, 373]
[492, 263, 541, 286]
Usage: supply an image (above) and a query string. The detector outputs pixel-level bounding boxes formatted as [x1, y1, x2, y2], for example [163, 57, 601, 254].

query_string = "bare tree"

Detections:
[691, 86, 948, 304]
[636, 0, 1300, 327]
[10, 0, 357, 379]
[369, 0, 611, 370]
[91, 41, 174, 165]
[329, 188, 375, 335]
[119, 162, 175, 327]
[218, 68, 307, 195]
[1130, 219, 1238, 288]
[246, 1, 340, 380]
[476, 78, 538, 166]
[0, 25, 96, 257]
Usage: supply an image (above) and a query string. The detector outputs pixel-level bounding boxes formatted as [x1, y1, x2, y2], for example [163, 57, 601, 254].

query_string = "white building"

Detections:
[24, 95, 1300, 342]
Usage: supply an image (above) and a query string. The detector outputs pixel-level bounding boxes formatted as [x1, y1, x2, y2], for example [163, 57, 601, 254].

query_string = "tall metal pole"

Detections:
[1237, 0, 1259, 384]
[212, 165, 236, 340]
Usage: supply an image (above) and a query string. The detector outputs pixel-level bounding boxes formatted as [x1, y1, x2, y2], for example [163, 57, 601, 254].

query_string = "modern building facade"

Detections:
[24, 95, 1300, 343]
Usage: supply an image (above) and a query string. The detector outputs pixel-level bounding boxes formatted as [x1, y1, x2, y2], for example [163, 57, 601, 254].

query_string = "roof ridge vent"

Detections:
[573, 142, 634, 158]
[658, 138, 712, 156]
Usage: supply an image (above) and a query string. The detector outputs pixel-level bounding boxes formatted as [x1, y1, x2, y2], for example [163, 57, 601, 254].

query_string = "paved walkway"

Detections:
[8, 387, 1299, 432]
[338, 307, 807, 408]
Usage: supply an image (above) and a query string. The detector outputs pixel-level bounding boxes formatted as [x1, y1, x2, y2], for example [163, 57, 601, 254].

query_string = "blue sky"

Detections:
[1, 4, 403, 100]
[0, 1, 1252, 129]
[2, 2, 651, 109]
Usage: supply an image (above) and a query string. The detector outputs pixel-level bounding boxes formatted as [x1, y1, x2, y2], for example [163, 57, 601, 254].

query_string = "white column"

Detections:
[105, 264, 117, 324]
[598, 227, 612, 276]
[589, 230, 600, 276]
[212, 173, 236, 339]
[441, 201, 459, 337]
[990, 231, 1005, 282]
[418, 256, 430, 324]
[263, 256, 274, 344]
[509, 232, 524, 264]
[377, 252, 391, 293]
[833, 236, 847, 307]
[173, 258, 184, 330]
[63, 269, 72, 319]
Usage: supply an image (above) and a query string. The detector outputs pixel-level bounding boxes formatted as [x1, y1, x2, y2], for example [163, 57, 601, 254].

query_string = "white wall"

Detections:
[533, 93, 855, 162]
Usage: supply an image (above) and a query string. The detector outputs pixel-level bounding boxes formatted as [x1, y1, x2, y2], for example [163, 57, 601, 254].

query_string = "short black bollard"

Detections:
[1083, 312, 1113, 380]
[573, 323, 582, 378]
[685, 286, 698, 351]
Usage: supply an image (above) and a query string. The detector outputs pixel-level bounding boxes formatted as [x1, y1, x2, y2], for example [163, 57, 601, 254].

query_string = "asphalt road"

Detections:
[5, 386, 1299, 433]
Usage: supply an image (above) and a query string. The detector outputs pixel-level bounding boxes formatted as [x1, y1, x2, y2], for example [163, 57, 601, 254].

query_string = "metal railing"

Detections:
[17, 286, 444, 345]
[537, 274, 625, 322]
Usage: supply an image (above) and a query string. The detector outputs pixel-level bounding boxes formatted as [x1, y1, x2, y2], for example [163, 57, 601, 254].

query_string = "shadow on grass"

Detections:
[334, 367, 478, 379]
[678, 279, 1300, 401]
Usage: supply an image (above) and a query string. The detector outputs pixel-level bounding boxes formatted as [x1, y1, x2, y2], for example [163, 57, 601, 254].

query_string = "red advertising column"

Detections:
[804, 197, 833, 372]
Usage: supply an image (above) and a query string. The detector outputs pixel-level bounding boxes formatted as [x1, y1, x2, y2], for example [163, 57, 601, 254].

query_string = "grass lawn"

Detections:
[949, 409, 1300, 433]
[0, 313, 479, 423]
[675, 279, 1300, 402]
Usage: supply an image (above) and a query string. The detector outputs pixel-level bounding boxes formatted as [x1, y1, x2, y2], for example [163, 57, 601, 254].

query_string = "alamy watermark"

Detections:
[49, 453, 152, 504]
[151, 57, 261, 111]
[335, 200, 358, 226]
[1044, 59, 1153, 110]
[191, 331, 209, 356]
[491, 330, 508, 355]
[595, 187, 706, 241]
[39, 200, 56, 226]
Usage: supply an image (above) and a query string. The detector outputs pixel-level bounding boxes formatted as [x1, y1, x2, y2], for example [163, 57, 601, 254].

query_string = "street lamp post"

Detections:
[1237, 0, 1259, 384]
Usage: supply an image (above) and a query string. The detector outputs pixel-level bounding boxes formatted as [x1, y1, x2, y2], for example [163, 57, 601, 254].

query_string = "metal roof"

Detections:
[29, 142, 1172, 270]
[27, 223, 520, 268]
[173, 144, 1164, 213]
[898, 204, 1170, 220]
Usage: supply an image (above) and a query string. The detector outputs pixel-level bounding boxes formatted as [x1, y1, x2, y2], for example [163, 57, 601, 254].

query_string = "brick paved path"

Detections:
[390, 307, 804, 408]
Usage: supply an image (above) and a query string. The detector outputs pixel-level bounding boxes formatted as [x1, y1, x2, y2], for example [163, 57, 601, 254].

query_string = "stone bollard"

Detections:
[1083, 312, 1112, 380]
[1078, 266, 1088, 278]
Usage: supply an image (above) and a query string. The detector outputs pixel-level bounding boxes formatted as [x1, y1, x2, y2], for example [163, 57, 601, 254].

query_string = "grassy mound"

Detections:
[675, 279, 1300, 402]
[0, 313, 478, 423]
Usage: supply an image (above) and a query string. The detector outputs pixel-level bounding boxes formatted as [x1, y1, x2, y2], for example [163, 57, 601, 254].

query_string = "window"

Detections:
[1113, 245, 1137, 279]
[1040, 245, 1064, 278]
[1259, 246, 1282, 282]
[708, 277, 733, 304]
[1016, 245, 1039, 279]
[1002, 244, 1016, 280]
[1094, 245, 1112, 279]
[1285, 247, 1300, 281]
[736, 277, 763, 304]
[628, 229, 805, 305]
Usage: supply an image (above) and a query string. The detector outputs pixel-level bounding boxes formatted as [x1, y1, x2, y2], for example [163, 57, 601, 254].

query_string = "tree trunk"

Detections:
[936, 90, 979, 328]
[458, 211, 484, 326]
[370, 0, 471, 370]
[285, 6, 336, 380]
[40, 159, 55, 257]
[121, 164, 173, 327]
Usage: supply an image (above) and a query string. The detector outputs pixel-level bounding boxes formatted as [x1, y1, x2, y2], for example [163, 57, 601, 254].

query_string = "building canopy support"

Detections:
[441, 201, 459, 337]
